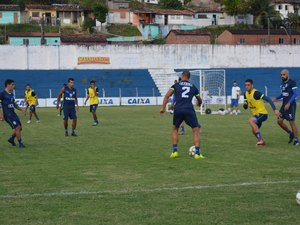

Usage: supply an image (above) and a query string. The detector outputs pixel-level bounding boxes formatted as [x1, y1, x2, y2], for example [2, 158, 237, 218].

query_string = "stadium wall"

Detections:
[0, 45, 299, 70]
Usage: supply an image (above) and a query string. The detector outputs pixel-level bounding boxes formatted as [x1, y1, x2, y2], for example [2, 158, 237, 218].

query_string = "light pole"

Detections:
[280, 26, 292, 45]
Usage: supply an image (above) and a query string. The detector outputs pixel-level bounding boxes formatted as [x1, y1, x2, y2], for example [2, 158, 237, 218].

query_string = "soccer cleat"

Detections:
[27, 120, 31, 124]
[65, 132, 69, 137]
[92, 121, 98, 126]
[19, 143, 26, 148]
[71, 133, 77, 137]
[194, 154, 205, 159]
[288, 134, 294, 144]
[8, 138, 16, 146]
[170, 152, 179, 158]
[293, 141, 299, 146]
[256, 140, 266, 146]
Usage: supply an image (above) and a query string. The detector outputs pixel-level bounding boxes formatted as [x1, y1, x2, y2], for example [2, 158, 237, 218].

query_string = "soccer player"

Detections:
[0, 79, 26, 148]
[24, 84, 40, 123]
[84, 80, 99, 126]
[243, 79, 280, 146]
[160, 71, 204, 159]
[273, 69, 299, 145]
[230, 80, 241, 115]
[56, 78, 79, 136]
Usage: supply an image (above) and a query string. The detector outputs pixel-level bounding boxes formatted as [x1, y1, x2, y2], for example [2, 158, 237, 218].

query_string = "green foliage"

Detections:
[0, 24, 59, 33]
[107, 24, 141, 36]
[158, 0, 183, 10]
[284, 13, 300, 29]
[82, 16, 95, 33]
[93, 3, 108, 24]
[248, 0, 277, 28]
[223, 0, 241, 16]
[143, 38, 166, 45]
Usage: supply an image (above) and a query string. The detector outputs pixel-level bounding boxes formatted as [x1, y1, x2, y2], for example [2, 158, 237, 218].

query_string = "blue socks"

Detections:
[72, 128, 76, 134]
[288, 130, 293, 136]
[195, 146, 200, 155]
[18, 139, 23, 144]
[172, 144, 178, 153]
[256, 132, 262, 141]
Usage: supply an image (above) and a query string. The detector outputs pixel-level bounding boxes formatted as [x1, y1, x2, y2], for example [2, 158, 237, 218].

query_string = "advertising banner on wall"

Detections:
[121, 97, 157, 106]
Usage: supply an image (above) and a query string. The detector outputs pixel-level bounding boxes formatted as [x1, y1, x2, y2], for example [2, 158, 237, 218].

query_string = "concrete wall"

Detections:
[0, 44, 299, 70]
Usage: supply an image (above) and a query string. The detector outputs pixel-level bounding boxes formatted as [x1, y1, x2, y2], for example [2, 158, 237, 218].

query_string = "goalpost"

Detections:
[189, 70, 226, 115]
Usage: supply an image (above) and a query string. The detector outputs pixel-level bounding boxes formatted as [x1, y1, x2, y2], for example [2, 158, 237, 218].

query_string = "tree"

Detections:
[285, 13, 300, 29]
[93, 3, 108, 29]
[223, 0, 249, 23]
[248, 0, 277, 28]
[158, 0, 183, 10]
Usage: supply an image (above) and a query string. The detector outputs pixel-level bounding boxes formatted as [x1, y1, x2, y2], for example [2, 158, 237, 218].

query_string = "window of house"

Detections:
[285, 5, 288, 10]
[240, 38, 245, 44]
[120, 11, 126, 19]
[32, 12, 39, 17]
[278, 5, 282, 10]
[294, 38, 300, 44]
[198, 14, 207, 19]
[279, 38, 284, 44]
[261, 38, 266, 44]
[23, 39, 29, 45]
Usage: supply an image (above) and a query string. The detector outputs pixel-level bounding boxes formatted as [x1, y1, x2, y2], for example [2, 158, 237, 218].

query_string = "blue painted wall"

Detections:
[9, 37, 61, 46]
[0, 11, 20, 24]
[0, 69, 160, 98]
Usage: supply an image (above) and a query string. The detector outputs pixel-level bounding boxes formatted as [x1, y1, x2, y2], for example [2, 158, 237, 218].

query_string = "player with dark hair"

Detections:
[56, 78, 79, 136]
[273, 69, 299, 145]
[84, 80, 99, 126]
[24, 84, 40, 123]
[243, 79, 280, 146]
[160, 71, 204, 159]
[0, 79, 26, 148]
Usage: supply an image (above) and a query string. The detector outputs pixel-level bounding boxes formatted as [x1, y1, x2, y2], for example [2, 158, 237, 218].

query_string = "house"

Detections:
[61, 34, 107, 45]
[272, 0, 300, 18]
[216, 29, 300, 45]
[7, 32, 61, 45]
[108, 9, 132, 24]
[108, 0, 131, 10]
[165, 29, 211, 44]
[25, 4, 91, 26]
[154, 9, 195, 26]
[0, 4, 20, 24]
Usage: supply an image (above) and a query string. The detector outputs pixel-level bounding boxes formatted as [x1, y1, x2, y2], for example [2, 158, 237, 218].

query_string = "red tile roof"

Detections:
[169, 29, 211, 36]
[272, 0, 300, 3]
[61, 35, 107, 43]
[0, 4, 20, 11]
[189, 7, 223, 13]
[153, 9, 194, 16]
[25, 4, 91, 12]
[227, 29, 300, 35]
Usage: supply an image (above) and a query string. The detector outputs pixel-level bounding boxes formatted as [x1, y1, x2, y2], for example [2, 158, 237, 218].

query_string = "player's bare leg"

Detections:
[71, 119, 77, 136]
[277, 118, 295, 144]
[170, 126, 179, 158]
[248, 118, 265, 145]
[92, 110, 98, 126]
[289, 121, 299, 145]
[27, 111, 33, 123]
[33, 112, 40, 122]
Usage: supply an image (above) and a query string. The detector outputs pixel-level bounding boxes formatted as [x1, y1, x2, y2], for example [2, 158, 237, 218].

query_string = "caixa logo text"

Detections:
[15, 100, 26, 106]
[128, 98, 150, 104]
[99, 99, 114, 105]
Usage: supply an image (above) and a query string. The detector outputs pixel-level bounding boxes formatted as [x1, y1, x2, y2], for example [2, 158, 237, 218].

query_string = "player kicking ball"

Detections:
[0, 79, 26, 148]
[56, 78, 79, 137]
[273, 69, 299, 145]
[84, 80, 99, 126]
[243, 79, 280, 146]
[160, 71, 204, 159]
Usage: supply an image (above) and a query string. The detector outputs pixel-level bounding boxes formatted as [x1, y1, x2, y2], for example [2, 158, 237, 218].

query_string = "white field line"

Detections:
[1, 180, 300, 199]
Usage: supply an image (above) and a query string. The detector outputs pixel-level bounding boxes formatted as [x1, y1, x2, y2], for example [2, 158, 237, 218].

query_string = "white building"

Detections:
[272, 0, 300, 18]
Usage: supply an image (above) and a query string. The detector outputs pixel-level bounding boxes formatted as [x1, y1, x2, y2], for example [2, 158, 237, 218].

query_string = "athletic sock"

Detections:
[288, 130, 294, 136]
[294, 137, 299, 143]
[256, 132, 262, 141]
[195, 146, 201, 155]
[72, 128, 76, 134]
[65, 129, 68, 133]
[172, 144, 178, 153]
[18, 139, 23, 144]
[10, 135, 16, 141]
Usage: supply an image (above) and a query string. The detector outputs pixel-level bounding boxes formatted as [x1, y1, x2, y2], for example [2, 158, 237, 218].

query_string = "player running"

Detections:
[243, 79, 280, 146]
[160, 71, 204, 159]
[24, 84, 40, 123]
[273, 69, 299, 145]
[0, 79, 26, 148]
[56, 78, 79, 137]
[84, 80, 99, 126]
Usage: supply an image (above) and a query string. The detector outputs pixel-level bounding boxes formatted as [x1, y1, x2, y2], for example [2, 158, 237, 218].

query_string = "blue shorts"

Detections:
[63, 107, 77, 120]
[90, 104, 98, 112]
[280, 102, 296, 121]
[253, 114, 268, 128]
[231, 99, 239, 107]
[29, 105, 36, 113]
[4, 114, 22, 129]
[173, 109, 200, 129]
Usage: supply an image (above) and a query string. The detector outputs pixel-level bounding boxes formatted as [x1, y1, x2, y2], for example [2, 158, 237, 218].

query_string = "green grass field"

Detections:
[0, 106, 300, 225]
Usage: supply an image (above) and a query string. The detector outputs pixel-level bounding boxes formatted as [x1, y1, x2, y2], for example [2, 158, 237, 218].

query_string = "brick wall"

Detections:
[166, 32, 210, 44]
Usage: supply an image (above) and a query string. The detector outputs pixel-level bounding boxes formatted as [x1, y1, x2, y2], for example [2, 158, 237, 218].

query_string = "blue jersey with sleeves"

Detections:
[171, 80, 200, 110]
[0, 91, 17, 117]
[63, 86, 77, 108]
[280, 79, 298, 104]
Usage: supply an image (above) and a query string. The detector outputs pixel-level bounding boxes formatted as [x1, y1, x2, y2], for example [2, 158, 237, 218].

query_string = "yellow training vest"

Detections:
[25, 89, 37, 106]
[88, 87, 99, 105]
[245, 89, 268, 115]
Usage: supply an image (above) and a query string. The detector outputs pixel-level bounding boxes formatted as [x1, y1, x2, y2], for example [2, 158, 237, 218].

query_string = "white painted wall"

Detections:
[0, 44, 299, 70]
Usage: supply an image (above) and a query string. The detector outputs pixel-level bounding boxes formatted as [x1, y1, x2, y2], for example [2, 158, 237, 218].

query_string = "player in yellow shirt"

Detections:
[24, 84, 40, 124]
[84, 80, 99, 126]
[243, 79, 280, 146]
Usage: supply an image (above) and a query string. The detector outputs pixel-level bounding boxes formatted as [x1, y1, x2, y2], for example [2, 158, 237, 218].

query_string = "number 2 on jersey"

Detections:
[181, 87, 190, 98]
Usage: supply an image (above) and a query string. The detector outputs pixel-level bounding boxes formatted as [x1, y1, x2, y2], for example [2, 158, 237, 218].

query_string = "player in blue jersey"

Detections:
[0, 79, 26, 148]
[160, 71, 204, 159]
[56, 78, 79, 137]
[273, 69, 299, 145]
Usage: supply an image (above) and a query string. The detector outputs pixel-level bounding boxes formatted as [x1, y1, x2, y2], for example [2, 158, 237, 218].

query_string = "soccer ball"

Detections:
[296, 190, 300, 205]
[189, 146, 196, 157]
